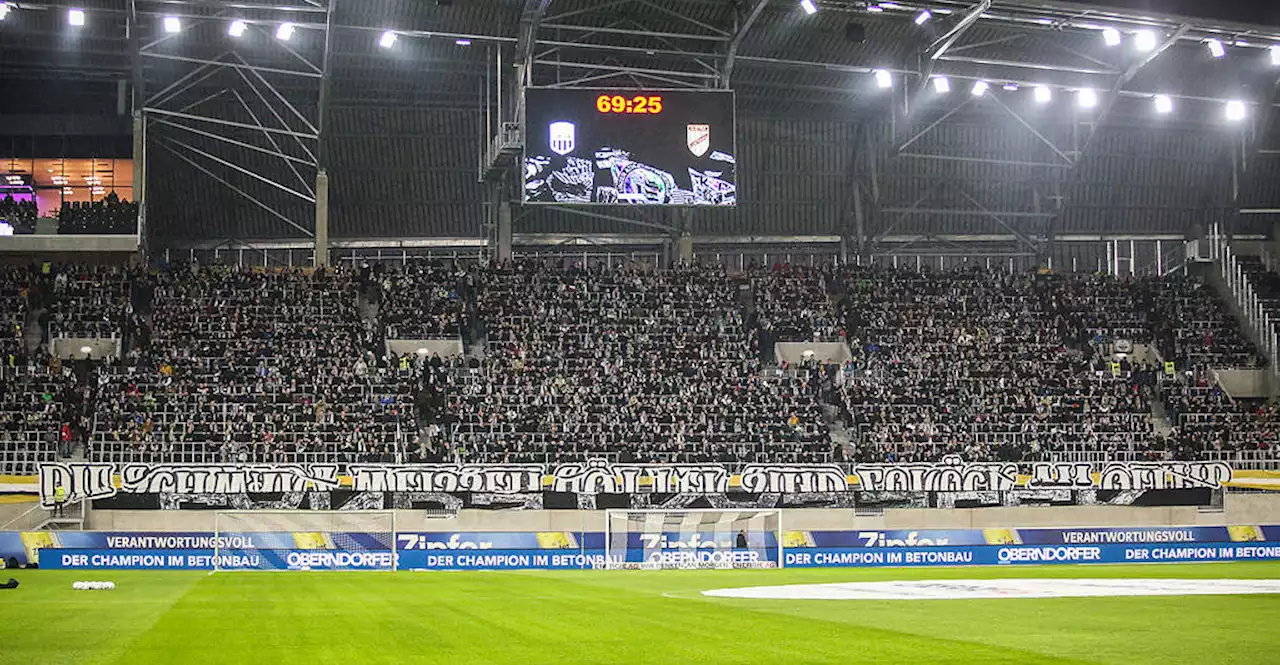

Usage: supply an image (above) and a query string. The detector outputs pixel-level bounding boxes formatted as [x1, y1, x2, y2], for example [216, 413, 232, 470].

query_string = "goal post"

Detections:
[603, 509, 783, 570]
[212, 510, 397, 572]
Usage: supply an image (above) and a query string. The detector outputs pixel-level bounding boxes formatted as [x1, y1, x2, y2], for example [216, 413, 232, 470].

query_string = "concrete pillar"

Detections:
[132, 112, 146, 243]
[677, 232, 693, 264]
[1271, 222, 1280, 270]
[497, 198, 513, 263]
[671, 208, 693, 265]
[315, 169, 329, 267]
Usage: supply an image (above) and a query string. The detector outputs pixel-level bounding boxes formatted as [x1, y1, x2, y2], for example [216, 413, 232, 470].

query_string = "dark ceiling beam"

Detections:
[516, 0, 553, 79]
[925, 0, 992, 62]
[1083, 24, 1190, 155]
[906, 0, 992, 124]
[721, 0, 769, 89]
[539, 23, 728, 42]
[513, 0, 552, 123]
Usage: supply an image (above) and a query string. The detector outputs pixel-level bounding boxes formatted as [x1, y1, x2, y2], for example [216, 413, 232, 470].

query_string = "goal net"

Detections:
[212, 510, 397, 572]
[603, 509, 782, 570]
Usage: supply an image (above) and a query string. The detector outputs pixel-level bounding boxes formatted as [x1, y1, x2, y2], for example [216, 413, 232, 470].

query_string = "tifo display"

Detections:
[523, 88, 735, 205]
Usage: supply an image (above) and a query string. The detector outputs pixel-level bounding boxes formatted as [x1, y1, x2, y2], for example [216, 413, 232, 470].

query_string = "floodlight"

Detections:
[276, 22, 295, 40]
[1102, 27, 1121, 46]
[0, 4, 11, 21]
[1153, 94, 1173, 114]
[379, 30, 397, 48]
[1206, 39, 1225, 58]
[970, 80, 989, 97]
[1134, 30, 1156, 52]
[455, 38, 471, 46]
[914, 9, 931, 25]
[68, 8, 85, 26]
[867, 4, 883, 12]
[931, 76, 950, 93]
[229, 20, 247, 37]
[873, 69, 892, 89]
[1034, 85, 1052, 103]
[1225, 100, 1246, 121]
[1002, 82, 1019, 91]
[163, 16, 181, 34]
[800, 0, 817, 15]
[1077, 88, 1098, 109]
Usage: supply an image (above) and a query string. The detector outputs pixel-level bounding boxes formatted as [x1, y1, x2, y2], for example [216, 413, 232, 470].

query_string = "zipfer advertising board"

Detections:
[36, 543, 1280, 571]
[11, 526, 1280, 571]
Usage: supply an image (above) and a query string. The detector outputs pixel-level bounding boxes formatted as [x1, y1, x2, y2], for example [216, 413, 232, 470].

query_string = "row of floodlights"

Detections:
[11, 3, 1276, 72]
[869, 69, 1248, 119]
[1, 6, 474, 46]
[801, 0, 934, 22]
[798, 1, 1280, 64]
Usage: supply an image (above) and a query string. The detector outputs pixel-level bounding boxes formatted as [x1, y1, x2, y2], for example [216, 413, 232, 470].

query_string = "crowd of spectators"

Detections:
[374, 261, 470, 339]
[752, 264, 841, 343]
[44, 265, 136, 340]
[0, 266, 93, 474]
[0, 258, 1276, 473]
[57, 193, 139, 235]
[1161, 380, 1276, 462]
[448, 261, 833, 465]
[90, 265, 420, 464]
[0, 195, 38, 234]
[830, 268, 1158, 463]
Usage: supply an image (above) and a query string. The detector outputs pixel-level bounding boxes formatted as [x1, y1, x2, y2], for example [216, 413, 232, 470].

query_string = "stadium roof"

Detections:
[3, 0, 1278, 116]
[1, 0, 1277, 247]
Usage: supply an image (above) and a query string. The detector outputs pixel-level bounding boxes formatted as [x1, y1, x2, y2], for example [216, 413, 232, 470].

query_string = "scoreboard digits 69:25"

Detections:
[595, 94, 664, 114]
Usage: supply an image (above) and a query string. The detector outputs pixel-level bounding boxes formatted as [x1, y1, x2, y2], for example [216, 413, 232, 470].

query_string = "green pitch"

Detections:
[3, 563, 1279, 664]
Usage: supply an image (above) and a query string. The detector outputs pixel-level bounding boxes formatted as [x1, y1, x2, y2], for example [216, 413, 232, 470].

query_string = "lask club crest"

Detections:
[549, 121, 576, 155]
[686, 124, 710, 157]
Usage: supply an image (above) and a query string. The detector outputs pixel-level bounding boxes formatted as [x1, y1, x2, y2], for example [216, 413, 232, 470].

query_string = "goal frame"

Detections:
[212, 509, 398, 572]
[603, 508, 784, 570]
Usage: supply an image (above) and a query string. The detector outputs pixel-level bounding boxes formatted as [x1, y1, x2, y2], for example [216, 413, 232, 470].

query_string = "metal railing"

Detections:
[1208, 224, 1280, 379]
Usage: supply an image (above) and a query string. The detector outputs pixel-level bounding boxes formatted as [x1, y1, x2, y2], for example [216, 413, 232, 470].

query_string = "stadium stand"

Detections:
[0, 266, 88, 474]
[374, 260, 469, 339]
[56, 193, 139, 235]
[452, 261, 833, 464]
[45, 264, 135, 341]
[0, 260, 1275, 472]
[90, 265, 420, 464]
[0, 195, 38, 235]
[829, 267, 1154, 463]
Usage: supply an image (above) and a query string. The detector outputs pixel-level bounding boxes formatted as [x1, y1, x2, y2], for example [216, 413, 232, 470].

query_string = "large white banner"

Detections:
[36, 458, 1236, 507]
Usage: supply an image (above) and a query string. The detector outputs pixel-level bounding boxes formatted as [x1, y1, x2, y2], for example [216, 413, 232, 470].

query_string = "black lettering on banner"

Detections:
[118, 464, 340, 494]
[611, 464, 730, 494]
[349, 465, 542, 494]
[1095, 462, 1232, 491]
[34, 459, 1238, 504]
[739, 465, 848, 493]
[1028, 462, 1095, 489]
[549, 460, 618, 494]
[852, 457, 1020, 493]
[38, 462, 116, 507]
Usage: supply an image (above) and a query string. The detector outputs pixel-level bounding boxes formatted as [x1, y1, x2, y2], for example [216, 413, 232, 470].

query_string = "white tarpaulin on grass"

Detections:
[702, 578, 1280, 601]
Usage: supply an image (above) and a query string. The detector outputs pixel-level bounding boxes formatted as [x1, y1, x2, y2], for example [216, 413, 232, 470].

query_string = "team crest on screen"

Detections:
[686, 124, 710, 157]
[549, 121, 576, 155]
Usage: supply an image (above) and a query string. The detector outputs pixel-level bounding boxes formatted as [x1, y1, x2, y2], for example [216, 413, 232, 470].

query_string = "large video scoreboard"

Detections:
[523, 88, 736, 206]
